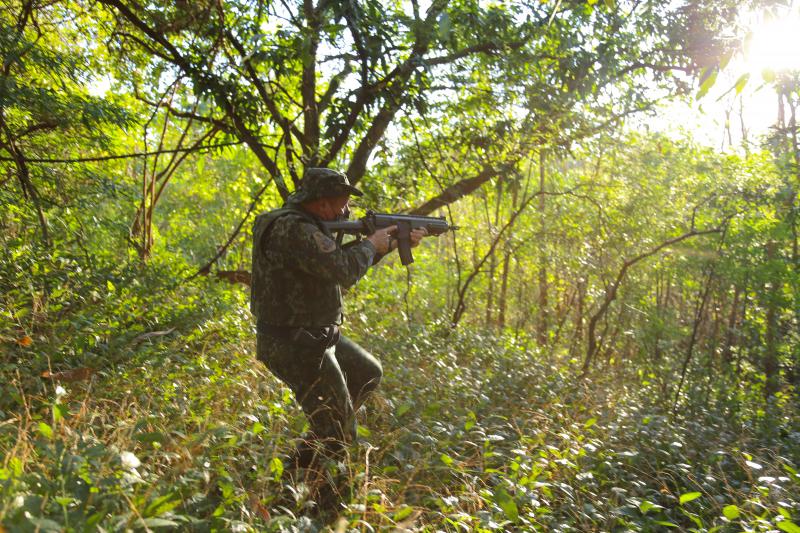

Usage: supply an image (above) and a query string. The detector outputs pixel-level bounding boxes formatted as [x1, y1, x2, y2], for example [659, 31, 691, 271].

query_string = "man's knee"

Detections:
[362, 358, 382, 394]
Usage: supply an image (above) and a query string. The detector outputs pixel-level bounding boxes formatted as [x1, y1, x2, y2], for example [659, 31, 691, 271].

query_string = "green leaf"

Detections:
[722, 504, 740, 520]
[135, 432, 167, 444]
[270, 456, 283, 480]
[777, 521, 800, 533]
[144, 493, 181, 517]
[654, 521, 679, 528]
[679, 492, 702, 504]
[493, 486, 519, 522]
[52, 403, 68, 422]
[107, 280, 116, 292]
[440, 453, 454, 466]
[393, 505, 413, 521]
[734, 73, 750, 95]
[465, 410, 477, 431]
[251, 422, 265, 435]
[141, 517, 179, 528]
[696, 68, 718, 99]
[38, 421, 53, 440]
[639, 500, 661, 514]
[583, 417, 597, 429]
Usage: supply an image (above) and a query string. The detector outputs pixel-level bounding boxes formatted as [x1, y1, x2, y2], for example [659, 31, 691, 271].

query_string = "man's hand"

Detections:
[367, 225, 396, 254]
[409, 227, 428, 248]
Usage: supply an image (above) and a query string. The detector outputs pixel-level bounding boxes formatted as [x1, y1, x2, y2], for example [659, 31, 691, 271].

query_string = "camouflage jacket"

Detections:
[250, 204, 376, 327]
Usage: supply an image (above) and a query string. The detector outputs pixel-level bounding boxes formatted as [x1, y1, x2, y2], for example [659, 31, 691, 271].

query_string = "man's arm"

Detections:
[270, 216, 377, 288]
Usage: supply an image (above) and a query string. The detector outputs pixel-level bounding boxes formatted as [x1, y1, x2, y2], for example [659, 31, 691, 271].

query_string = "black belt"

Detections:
[261, 323, 340, 349]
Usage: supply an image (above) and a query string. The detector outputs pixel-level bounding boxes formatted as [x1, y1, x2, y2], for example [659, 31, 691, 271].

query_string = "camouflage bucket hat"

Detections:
[290, 168, 364, 203]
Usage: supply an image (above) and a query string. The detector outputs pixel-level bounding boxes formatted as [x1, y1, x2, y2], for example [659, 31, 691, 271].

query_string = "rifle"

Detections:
[322, 211, 457, 265]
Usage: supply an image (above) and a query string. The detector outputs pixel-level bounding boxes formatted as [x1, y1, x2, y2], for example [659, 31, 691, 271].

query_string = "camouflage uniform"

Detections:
[251, 168, 383, 463]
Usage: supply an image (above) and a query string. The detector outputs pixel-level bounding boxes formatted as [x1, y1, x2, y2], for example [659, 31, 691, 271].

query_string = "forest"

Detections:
[1, 0, 799, 531]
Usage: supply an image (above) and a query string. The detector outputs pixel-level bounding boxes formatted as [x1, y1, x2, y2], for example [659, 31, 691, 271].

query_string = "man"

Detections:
[250, 167, 427, 481]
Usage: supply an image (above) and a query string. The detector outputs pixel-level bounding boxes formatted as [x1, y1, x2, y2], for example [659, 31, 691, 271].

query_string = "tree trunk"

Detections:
[764, 241, 780, 397]
[485, 177, 504, 327]
[721, 284, 741, 364]
[536, 150, 548, 346]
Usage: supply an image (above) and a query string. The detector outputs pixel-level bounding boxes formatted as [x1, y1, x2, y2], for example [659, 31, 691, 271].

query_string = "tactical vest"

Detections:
[250, 206, 344, 327]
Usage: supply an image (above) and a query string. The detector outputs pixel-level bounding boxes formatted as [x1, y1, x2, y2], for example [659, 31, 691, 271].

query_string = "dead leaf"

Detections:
[17, 336, 32, 347]
[41, 367, 94, 382]
[248, 494, 270, 521]
[215, 270, 251, 286]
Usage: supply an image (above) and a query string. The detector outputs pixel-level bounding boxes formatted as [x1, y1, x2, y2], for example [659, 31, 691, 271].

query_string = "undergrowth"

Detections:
[1, 274, 799, 532]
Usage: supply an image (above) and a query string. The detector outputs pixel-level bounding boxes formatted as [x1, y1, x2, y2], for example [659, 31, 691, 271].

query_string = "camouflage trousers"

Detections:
[256, 329, 383, 461]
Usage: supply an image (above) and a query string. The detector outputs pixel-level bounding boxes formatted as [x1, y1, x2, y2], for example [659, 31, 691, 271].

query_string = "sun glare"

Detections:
[745, 9, 800, 74]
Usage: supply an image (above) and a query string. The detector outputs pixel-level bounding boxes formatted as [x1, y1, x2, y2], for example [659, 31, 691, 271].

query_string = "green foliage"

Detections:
[2, 0, 800, 531]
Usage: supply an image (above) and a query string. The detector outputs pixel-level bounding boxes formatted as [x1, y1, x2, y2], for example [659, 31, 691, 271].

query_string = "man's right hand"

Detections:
[367, 225, 396, 255]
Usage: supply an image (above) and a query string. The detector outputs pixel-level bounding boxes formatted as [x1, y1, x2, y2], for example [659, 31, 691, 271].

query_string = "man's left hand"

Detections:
[409, 227, 428, 248]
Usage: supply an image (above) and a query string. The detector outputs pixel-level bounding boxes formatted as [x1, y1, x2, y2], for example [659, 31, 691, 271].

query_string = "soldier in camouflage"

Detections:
[251, 168, 427, 477]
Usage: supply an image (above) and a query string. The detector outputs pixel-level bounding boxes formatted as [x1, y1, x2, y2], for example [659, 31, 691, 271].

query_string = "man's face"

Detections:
[318, 194, 350, 221]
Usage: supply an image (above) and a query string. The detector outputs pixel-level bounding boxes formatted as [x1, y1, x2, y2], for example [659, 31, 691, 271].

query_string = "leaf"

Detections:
[52, 403, 68, 423]
[269, 456, 283, 480]
[107, 280, 116, 292]
[249, 493, 271, 521]
[493, 486, 519, 522]
[144, 493, 182, 517]
[679, 492, 702, 504]
[251, 422, 265, 435]
[654, 521, 679, 528]
[16, 335, 32, 347]
[393, 505, 413, 521]
[440, 453, 454, 466]
[722, 504, 740, 520]
[465, 410, 477, 431]
[776, 520, 800, 533]
[639, 500, 660, 514]
[778, 521, 800, 533]
[135, 432, 167, 444]
[38, 422, 53, 440]
[583, 417, 597, 429]
[696, 68, 718, 99]
[41, 367, 94, 382]
[141, 517, 179, 528]
[734, 73, 750, 95]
